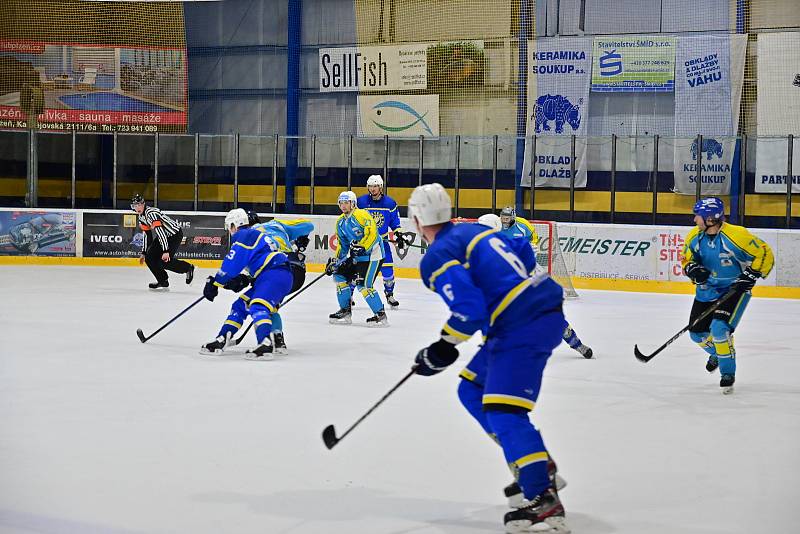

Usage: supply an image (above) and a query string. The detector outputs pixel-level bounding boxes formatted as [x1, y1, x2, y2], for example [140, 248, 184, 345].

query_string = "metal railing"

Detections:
[1, 130, 798, 227]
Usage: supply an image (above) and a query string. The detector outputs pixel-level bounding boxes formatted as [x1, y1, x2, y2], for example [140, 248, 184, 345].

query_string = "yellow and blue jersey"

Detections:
[357, 194, 401, 239]
[213, 226, 288, 286]
[420, 222, 563, 342]
[254, 218, 314, 253]
[335, 208, 384, 262]
[682, 222, 774, 302]
[501, 217, 539, 246]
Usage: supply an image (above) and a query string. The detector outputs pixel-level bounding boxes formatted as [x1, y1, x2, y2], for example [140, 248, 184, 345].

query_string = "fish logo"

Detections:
[371, 100, 433, 135]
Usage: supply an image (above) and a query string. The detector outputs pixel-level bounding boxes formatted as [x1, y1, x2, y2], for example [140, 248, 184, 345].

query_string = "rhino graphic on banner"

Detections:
[533, 94, 582, 134]
[691, 138, 724, 160]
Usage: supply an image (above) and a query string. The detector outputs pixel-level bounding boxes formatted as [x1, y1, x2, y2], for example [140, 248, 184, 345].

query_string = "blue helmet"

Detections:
[693, 197, 725, 220]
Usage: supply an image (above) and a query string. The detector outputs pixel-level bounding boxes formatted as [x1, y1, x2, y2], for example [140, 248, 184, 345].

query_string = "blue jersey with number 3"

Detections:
[214, 226, 288, 285]
[420, 222, 564, 341]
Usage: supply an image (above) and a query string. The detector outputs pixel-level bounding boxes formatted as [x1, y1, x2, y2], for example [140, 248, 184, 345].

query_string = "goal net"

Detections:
[454, 218, 578, 299]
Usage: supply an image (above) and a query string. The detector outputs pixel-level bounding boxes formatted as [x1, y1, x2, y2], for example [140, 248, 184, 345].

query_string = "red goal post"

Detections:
[452, 218, 578, 299]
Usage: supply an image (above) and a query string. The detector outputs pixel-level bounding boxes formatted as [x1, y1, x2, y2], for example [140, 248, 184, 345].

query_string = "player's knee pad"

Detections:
[689, 330, 710, 344]
[457, 379, 492, 435]
[486, 408, 532, 433]
[335, 281, 350, 294]
[457, 379, 483, 416]
[709, 319, 732, 341]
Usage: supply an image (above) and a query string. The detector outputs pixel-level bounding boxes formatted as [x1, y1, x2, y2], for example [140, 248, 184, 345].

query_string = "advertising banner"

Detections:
[0, 40, 187, 133]
[83, 212, 227, 259]
[357, 94, 439, 137]
[591, 36, 676, 93]
[756, 32, 800, 192]
[319, 44, 428, 92]
[521, 37, 592, 188]
[756, 32, 800, 137]
[0, 210, 76, 256]
[754, 136, 800, 193]
[319, 41, 485, 93]
[672, 35, 746, 195]
[554, 222, 779, 287]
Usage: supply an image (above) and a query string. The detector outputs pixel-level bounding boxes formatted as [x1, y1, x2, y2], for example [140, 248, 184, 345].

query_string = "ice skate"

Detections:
[505, 460, 566, 509]
[706, 355, 719, 373]
[148, 280, 169, 291]
[245, 341, 275, 361]
[199, 333, 232, 355]
[720, 373, 735, 395]
[366, 310, 388, 327]
[576, 344, 593, 359]
[273, 332, 288, 355]
[504, 487, 569, 533]
[385, 293, 399, 308]
[329, 307, 352, 325]
[186, 264, 195, 285]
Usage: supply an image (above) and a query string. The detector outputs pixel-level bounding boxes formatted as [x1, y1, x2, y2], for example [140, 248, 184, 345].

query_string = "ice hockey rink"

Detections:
[1, 265, 798, 534]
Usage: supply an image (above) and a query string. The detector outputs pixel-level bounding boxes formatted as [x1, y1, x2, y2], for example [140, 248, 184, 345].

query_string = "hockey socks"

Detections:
[335, 281, 353, 310]
[485, 410, 551, 500]
[359, 286, 384, 314]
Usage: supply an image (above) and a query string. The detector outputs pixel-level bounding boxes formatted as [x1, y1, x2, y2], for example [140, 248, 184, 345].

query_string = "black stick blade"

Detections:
[322, 424, 339, 450]
[633, 344, 654, 363]
[136, 329, 147, 343]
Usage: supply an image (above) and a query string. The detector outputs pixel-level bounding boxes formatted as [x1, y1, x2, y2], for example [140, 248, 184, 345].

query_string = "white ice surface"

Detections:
[1, 265, 799, 534]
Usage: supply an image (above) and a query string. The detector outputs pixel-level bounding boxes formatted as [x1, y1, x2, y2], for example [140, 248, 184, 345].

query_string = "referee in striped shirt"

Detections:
[131, 194, 195, 290]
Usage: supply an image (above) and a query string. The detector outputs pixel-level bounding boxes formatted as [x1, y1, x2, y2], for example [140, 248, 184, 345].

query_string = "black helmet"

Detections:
[247, 210, 261, 225]
[131, 194, 145, 210]
[499, 205, 516, 229]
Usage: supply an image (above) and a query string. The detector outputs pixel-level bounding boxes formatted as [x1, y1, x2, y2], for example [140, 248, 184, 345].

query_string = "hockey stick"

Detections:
[322, 366, 417, 450]
[136, 295, 205, 343]
[633, 289, 740, 363]
[233, 270, 330, 346]
[388, 239, 425, 250]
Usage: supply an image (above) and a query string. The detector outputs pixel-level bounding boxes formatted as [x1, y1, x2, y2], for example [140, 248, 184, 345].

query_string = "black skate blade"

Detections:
[322, 424, 340, 449]
[136, 328, 147, 343]
[633, 344, 654, 363]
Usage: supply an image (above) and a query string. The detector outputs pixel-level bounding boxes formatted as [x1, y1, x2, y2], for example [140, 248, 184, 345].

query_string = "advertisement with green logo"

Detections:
[591, 36, 676, 92]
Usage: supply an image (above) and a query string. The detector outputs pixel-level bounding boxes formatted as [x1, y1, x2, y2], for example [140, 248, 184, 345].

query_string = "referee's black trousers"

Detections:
[145, 229, 192, 283]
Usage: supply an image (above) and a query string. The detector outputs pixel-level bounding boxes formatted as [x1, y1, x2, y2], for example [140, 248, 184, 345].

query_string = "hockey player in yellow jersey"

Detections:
[681, 197, 774, 394]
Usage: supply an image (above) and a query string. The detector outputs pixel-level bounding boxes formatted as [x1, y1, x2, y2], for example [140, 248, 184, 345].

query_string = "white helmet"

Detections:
[477, 213, 502, 231]
[366, 174, 384, 188]
[225, 208, 250, 230]
[337, 190, 358, 208]
[408, 183, 451, 227]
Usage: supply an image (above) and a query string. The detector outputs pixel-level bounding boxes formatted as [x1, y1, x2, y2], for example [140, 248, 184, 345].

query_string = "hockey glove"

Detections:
[684, 262, 711, 285]
[394, 231, 410, 251]
[294, 235, 310, 252]
[732, 267, 760, 292]
[203, 276, 219, 301]
[325, 257, 339, 276]
[349, 243, 367, 258]
[223, 274, 251, 293]
[414, 339, 459, 377]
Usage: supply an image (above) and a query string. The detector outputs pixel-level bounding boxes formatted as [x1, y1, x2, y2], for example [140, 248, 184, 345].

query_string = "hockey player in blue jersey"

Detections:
[201, 211, 313, 356]
[408, 183, 569, 534]
[681, 197, 774, 394]
[327, 191, 388, 326]
[481, 211, 593, 360]
[356, 174, 406, 307]
[200, 209, 294, 360]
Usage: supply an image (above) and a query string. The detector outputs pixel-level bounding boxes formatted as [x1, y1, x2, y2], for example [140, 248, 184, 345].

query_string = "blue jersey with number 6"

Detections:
[419, 222, 564, 341]
[214, 226, 288, 285]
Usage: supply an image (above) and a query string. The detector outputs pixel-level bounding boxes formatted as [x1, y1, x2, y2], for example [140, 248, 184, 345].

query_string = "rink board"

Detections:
[2, 207, 799, 298]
